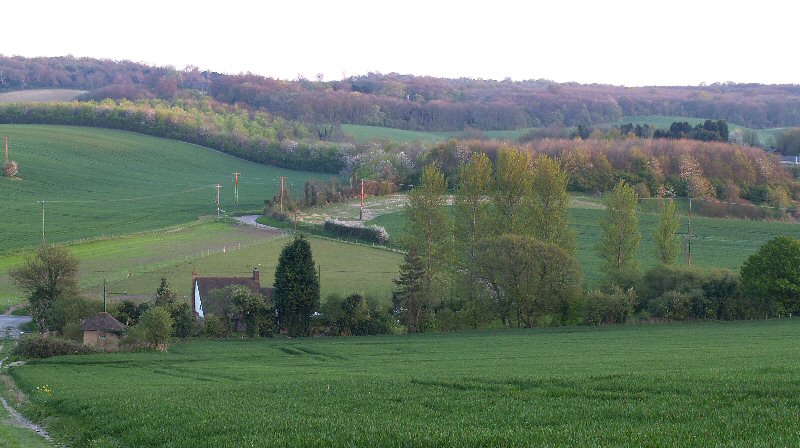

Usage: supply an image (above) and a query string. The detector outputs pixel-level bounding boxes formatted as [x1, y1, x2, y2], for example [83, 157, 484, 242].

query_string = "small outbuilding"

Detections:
[81, 312, 127, 352]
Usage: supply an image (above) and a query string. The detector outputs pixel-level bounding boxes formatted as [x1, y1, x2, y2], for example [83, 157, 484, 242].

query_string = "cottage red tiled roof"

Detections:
[81, 312, 127, 332]
[193, 277, 262, 299]
[191, 270, 273, 317]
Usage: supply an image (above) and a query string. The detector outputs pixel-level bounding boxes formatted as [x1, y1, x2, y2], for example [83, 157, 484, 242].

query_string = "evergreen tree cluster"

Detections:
[274, 236, 321, 337]
[652, 120, 729, 142]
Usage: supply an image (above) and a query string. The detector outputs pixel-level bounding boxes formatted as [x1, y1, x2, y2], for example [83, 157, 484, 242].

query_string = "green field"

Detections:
[366, 198, 800, 285]
[0, 220, 402, 302]
[0, 407, 51, 448]
[0, 125, 334, 253]
[342, 124, 528, 144]
[0, 89, 86, 103]
[342, 116, 783, 146]
[600, 115, 784, 146]
[6, 319, 799, 447]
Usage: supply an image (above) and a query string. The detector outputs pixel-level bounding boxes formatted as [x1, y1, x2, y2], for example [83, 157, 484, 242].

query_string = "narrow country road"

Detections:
[233, 215, 283, 232]
[0, 315, 32, 339]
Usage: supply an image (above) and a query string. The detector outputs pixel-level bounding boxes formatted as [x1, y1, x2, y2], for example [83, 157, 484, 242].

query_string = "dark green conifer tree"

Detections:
[274, 235, 320, 336]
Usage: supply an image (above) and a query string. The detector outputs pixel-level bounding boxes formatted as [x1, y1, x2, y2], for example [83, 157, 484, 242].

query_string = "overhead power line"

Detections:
[35, 186, 212, 204]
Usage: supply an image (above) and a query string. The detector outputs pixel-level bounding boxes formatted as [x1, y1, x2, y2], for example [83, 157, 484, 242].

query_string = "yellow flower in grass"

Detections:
[35, 385, 53, 396]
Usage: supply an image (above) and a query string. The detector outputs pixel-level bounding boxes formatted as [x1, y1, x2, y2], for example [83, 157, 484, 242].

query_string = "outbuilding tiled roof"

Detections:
[81, 312, 127, 332]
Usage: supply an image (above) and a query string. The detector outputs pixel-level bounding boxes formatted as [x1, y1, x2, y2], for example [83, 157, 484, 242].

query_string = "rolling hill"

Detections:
[0, 124, 335, 253]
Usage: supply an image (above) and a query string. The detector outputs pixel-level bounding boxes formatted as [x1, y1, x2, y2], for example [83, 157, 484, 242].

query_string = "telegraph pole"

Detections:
[232, 172, 240, 206]
[37, 200, 46, 243]
[280, 176, 286, 213]
[215, 184, 222, 218]
[360, 178, 365, 221]
[686, 197, 693, 268]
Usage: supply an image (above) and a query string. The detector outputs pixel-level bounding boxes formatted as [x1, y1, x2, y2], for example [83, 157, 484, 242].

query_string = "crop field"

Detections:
[7, 319, 800, 447]
[365, 198, 800, 285]
[342, 124, 529, 144]
[599, 115, 783, 146]
[0, 125, 334, 253]
[0, 220, 402, 302]
[0, 89, 86, 103]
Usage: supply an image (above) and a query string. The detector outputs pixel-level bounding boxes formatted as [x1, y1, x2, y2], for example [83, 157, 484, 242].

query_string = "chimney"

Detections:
[252, 267, 260, 284]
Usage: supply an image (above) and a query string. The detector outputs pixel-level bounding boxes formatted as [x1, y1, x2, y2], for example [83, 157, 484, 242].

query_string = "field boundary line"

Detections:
[0, 217, 220, 258]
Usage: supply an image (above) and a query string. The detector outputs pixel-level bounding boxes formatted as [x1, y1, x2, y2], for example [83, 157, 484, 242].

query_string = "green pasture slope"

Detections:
[342, 124, 529, 144]
[0, 124, 335, 253]
[0, 220, 402, 302]
[9, 319, 800, 447]
[343, 116, 784, 146]
[0, 89, 86, 103]
[367, 200, 800, 285]
[600, 115, 784, 146]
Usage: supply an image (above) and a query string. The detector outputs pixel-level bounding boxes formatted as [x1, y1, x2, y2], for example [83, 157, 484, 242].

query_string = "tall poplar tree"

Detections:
[530, 155, 576, 253]
[493, 148, 533, 235]
[274, 235, 320, 337]
[654, 198, 681, 264]
[596, 180, 641, 287]
[454, 153, 494, 266]
[452, 153, 496, 328]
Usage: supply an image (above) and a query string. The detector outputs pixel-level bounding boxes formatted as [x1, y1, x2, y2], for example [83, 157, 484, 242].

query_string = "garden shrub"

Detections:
[318, 293, 393, 336]
[202, 314, 229, 338]
[61, 322, 83, 342]
[120, 326, 147, 351]
[640, 265, 740, 320]
[583, 287, 638, 325]
[13, 335, 92, 359]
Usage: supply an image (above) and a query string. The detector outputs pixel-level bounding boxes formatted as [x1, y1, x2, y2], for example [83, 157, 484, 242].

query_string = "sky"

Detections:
[2, 0, 798, 86]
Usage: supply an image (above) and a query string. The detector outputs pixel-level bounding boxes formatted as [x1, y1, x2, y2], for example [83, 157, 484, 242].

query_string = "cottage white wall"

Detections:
[194, 281, 204, 318]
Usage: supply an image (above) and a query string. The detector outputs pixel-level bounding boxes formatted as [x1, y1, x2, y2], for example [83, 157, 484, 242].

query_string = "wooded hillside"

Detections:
[2, 56, 800, 131]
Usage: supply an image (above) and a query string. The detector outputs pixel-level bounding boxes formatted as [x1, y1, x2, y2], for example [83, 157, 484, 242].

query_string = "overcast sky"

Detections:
[3, 0, 797, 86]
